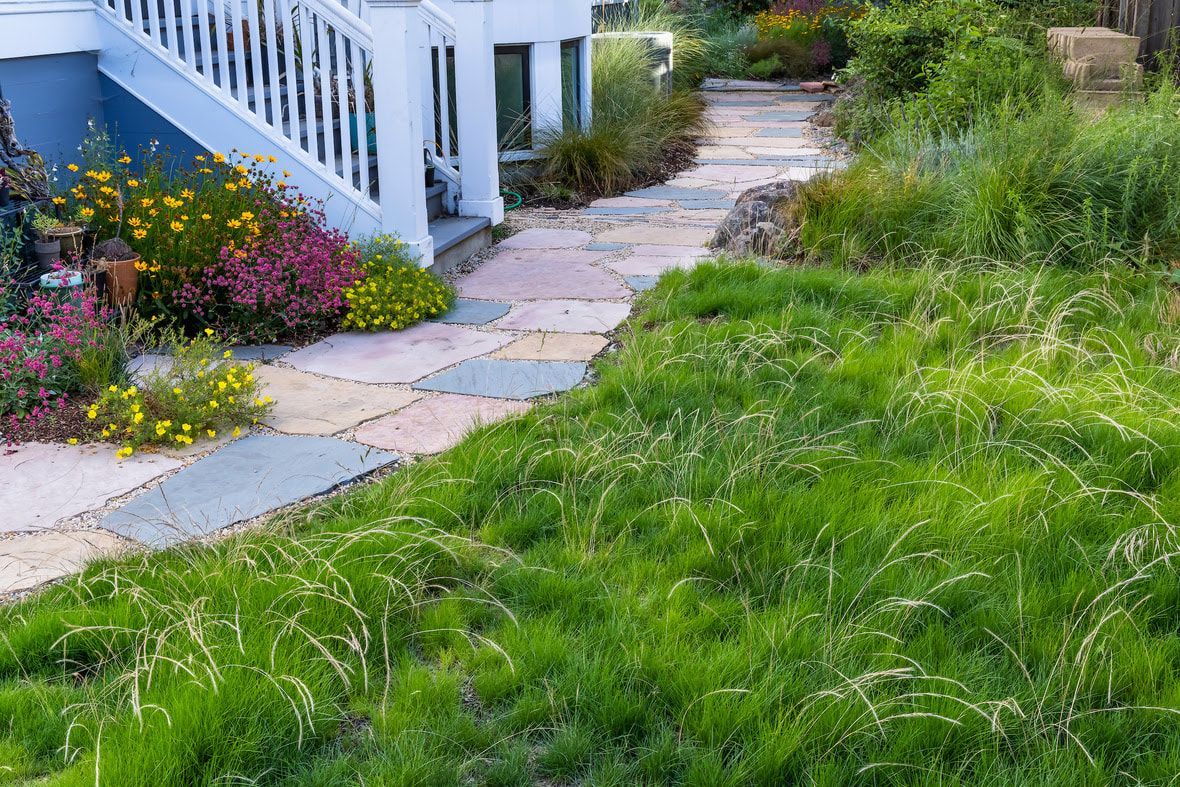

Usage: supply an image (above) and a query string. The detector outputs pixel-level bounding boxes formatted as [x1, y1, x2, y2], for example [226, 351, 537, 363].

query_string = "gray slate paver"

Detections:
[101, 435, 398, 547]
[626, 186, 728, 201]
[585, 242, 630, 252]
[747, 111, 816, 122]
[584, 207, 673, 216]
[415, 359, 588, 400]
[431, 298, 512, 325]
[695, 157, 836, 167]
[754, 128, 804, 138]
[230, 344, 293, 361]
[626, 276, 659, 292]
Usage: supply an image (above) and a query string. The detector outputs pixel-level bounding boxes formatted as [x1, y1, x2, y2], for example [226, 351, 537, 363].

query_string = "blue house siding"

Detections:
[98, 74, 204, 162]
[0, 53, 103, 164]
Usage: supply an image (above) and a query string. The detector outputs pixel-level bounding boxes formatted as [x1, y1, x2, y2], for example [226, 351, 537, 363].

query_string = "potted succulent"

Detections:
[44, 211, 84, 257]
[92, 237, 140, 307]
[30, 211, 63, 272]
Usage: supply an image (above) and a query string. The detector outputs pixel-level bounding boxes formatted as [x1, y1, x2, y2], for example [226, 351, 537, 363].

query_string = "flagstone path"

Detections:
[0, 80, 836, 595]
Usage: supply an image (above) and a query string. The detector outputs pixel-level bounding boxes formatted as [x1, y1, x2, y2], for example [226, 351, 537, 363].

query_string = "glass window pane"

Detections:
[495, 47, 531, 150]
[561, 40, 581, 131]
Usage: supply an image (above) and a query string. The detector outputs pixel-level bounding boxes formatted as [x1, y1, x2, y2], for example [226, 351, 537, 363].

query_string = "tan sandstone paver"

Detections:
[607, 255, 703, 277]
[497, 300, 632, 334]
[0, 530, 127, 593]
[354, 394, 532, 455]
[597, 225, 715, 247]
[492, 332, 610, 361]
[497, 228, 593, 249]
[285, 323, 512, 384]
[254, 365, 421, 436]
[0, 444, 183, 533]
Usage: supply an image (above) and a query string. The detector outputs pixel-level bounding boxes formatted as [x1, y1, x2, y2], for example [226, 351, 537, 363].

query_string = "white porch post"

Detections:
[453, 0, 504, 224]
[368, 0, 434, 267]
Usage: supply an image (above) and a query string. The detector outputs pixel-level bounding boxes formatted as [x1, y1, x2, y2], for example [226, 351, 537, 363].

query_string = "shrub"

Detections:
[537, 27, 706, 196]
[342, 235, 454, 331]
[87, 332, 270, 457]
[751, 1, 862, 72]
[745, 35, 812, 76]
[0, 290, 112, 439]
[795, 83, 1180, 268]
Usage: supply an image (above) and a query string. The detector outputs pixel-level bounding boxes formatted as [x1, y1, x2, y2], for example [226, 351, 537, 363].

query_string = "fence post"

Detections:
[453, 0, 504, 225]
[368, 0, 434, 267]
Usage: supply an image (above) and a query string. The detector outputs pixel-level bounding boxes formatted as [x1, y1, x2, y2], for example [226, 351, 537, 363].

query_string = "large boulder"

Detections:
[711, 180, 801, 258]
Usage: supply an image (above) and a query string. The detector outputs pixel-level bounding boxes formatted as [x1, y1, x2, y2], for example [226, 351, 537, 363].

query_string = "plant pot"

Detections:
[47, 226, 84, 258]
[39, 269, 86, 304]
[34, 238, 61, 272]
[348, 112, 378, 156]
[96, 253, 140, 307]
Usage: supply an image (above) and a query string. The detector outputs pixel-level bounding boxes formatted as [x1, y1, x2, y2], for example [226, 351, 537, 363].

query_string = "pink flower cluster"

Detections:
[173, 195, 361, 342]
[0, 286, 110, 439]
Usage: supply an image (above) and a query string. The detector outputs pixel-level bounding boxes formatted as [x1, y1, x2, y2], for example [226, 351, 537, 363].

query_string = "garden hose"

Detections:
[501, 189, 523, 211]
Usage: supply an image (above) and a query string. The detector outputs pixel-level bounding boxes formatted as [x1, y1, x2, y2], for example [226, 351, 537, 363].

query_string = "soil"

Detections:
[6, 396, 103, 446]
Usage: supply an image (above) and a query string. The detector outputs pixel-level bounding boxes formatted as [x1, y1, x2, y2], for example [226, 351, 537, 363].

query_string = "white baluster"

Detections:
[179, 0, 198, 70]
[316, 14, 337, 176]
[245, 0, 267, 119]
[436, 33, 451, 162]
[130, 0, 145, 36]
[297, 3, 318, 156]
[334, 26, 354, 184]
[196, 0, 215, 79]
[278, 0, 302, 142]
[145, 0, 162, 46]
[212, 0, 232, 94]
[261, 0, 283, 127]
[228, 0, 249, 106]
[354, 45, 372, 198]
[162, 0, 179, 57]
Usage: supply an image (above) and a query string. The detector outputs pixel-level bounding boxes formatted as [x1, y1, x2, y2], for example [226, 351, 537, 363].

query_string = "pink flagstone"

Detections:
[0, 443, 183, 533]
[456, 248, 628, 300]
[284, 323, 512, 384]
[497, 300, 632, 334]
[631, 244, 714, 258]
[607, 255, 702, 276]
[597, 225, 715, 246]
[354, 394, 532, 455]
[497, 228, 593, 249]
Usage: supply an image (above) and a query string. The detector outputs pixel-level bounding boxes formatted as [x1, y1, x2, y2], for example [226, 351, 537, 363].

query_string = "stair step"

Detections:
[429, 215, 492, 274]
[426, 182, 447, 221]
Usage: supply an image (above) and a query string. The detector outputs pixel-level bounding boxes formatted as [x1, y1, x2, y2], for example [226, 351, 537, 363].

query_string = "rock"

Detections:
[800, 81, 826, 94]
[711, 180, 802, 257]
[811, 108, 835, 128]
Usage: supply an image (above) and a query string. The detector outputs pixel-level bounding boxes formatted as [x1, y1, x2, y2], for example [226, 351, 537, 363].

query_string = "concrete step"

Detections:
[429, 215, 492, 275]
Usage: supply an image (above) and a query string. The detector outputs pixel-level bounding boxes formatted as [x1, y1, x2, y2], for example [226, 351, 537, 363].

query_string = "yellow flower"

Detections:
[170, 220, 185, 233]
[180, 188, 195, 200]
[268, 155, 277, 163]
[51, 196, 66, 206]
[201, 213, 212, 220]
[140, 197, 155, 207]
[79, 207, 95, 219]
[127, 179, 140, 187]
[195, 154, 206, 162]
[226, 219, 242, 229]
[67, 163, 79, 172]
[116, 446, 134, 460]
[68, 438, 78, 445]
[209, 400, 219, 409]
[118, 155, 132, 164]
[224, 182, 237, 191]
[253, 154, 266, 162]
[232, 426, 242, 437]
[207, 429, 217, 439]
[182, 423, 191, 432]
[213, 152, 227, 163]
[133, 229, 147, 240]
[204, 328, 215, 336]
[223, 350, 233, 359]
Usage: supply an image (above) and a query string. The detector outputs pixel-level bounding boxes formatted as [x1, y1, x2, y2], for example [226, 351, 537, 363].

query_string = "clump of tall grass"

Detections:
[797, 82, 1180, 268]
[535, 2, 707, 197]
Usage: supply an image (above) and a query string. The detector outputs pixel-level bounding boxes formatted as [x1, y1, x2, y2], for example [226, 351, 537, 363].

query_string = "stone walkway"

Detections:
[0, 80, 834, 595]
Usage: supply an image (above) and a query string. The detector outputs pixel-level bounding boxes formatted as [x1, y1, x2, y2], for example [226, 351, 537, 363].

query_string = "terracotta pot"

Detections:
[96, 253, 140, 307]
[47, 226, 84, 257]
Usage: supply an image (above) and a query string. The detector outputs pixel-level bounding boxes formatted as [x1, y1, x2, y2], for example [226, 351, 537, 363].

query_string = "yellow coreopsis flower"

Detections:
[67, 163, 79, 172]
[117, 155, 132, 164]
[212, 152, 226, 163]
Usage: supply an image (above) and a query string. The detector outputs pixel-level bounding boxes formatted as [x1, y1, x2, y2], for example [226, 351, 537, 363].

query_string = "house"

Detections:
[0, 0, 593, 270]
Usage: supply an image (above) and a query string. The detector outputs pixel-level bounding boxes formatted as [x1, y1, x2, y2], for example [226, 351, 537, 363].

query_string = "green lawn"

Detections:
[3, 260, 1180, 785]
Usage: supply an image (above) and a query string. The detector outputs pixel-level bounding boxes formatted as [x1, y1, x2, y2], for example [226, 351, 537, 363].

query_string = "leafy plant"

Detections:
[86, 331, 271, 457]
[342, 235, 454, 331]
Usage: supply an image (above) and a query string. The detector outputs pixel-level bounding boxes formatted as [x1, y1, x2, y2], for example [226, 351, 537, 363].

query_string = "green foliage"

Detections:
[4, 260, 1180, 783]
[537, 19, 705, 196]
[342, 234, 453, 331]
[800, 83, 1180, 267]
[87, 332, 271, 455]
[745, 35, 812, 77]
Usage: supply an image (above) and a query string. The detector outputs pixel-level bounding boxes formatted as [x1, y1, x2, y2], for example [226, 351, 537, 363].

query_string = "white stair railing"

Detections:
[95, 0, 380, 205]
[94, 0, 502, 266]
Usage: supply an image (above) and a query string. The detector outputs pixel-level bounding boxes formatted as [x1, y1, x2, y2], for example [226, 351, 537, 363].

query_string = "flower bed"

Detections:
[745, 1, 863, 78]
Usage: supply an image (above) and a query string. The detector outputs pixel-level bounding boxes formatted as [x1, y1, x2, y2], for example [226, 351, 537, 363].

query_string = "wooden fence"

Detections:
[1099, 0, 1180, 60]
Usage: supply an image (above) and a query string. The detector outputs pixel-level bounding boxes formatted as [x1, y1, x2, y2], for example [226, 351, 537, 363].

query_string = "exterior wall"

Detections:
[0, 0, 99, 59]
[0, 53, 103, 164]
[98, 74, 204, 163]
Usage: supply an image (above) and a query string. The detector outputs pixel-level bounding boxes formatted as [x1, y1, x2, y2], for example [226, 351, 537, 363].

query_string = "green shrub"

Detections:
[747, 54, 784, 79]
[87, 332, 270, 456]
[745, 35, 813, 77]
[536, 16, 705, 196]
[798, 83, 1180, 268]
[343, 235, 454, 331]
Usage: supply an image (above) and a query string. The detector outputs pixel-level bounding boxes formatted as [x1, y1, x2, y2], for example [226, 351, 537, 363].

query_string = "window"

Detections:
[494, 45, 532, 151]
[561, 39, 583, 131]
